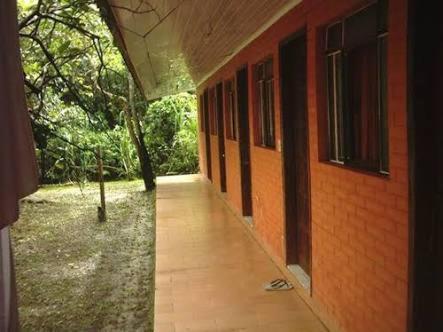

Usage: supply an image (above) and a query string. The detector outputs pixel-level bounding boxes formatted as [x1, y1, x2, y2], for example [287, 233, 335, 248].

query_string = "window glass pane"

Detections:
[378, 36, 389, 172]
[327, 55, 337, 160]
[257, 63, 265, 80]
[327, 53, 344, 162]
[263, 82, 270, 146]
[325, 2, 389, 172]
[228, 80, 237, 140]
[259, 81, 266, 145]
[225, 82, 230, 138]
[224, 80, 236, 139]
[199, 94, 204, 131]
[327, 22, 343, 51]
[344, 4, 377, 50]
[335, 54, 345, 161]
[210, 88, 217, 135]
[346, 41, 379, 169]
[254, 59, 275, 147]
[265, 59, 273, 79]
[231, 90, 237, 140]
[266, 79, 275, 146]
[377, 0, 389, 33]
[231, 80, 237, 140]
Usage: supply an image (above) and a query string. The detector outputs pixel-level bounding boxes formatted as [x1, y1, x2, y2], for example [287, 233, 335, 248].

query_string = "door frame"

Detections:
[405, 0, 443, 332]
[407, 0, 416, 328]
[216, 82, 227, 192]
[279, 28, 312, 281]
[236, 65, 253, 217]
[203, 89, 212, 181]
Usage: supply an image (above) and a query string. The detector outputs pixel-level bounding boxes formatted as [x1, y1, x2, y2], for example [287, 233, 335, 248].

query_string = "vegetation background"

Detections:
[18, 0, 199, 186]
[14, 1, 200, 330]
[37, 92, 199, 184]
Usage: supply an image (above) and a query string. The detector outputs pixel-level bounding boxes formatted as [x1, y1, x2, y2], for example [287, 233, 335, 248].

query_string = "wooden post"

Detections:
[97, 147, 106, 223]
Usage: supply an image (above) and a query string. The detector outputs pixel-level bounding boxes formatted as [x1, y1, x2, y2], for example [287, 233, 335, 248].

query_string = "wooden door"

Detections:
[410, 1, 443, 330]
[280, 31, 311, 275]
[216, 82, 227, 192]
[236, 66, 253, 216]
[203, 89, 212, 180]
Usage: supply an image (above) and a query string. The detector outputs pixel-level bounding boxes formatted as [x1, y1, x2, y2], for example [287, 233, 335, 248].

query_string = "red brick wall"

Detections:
[197, 1, 409, 331]
[198, 2, 307, 259]
[308, 2, 409, 331]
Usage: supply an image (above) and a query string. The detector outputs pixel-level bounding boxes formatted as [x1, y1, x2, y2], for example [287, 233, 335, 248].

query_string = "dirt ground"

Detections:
[11, 180, 155, 332]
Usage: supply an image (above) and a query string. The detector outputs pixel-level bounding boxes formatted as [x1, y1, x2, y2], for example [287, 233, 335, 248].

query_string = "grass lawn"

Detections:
[11, 180, 155, 331]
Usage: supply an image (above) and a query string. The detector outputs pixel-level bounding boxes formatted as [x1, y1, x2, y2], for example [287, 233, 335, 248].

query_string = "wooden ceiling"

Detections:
[106, 0, 302, 100]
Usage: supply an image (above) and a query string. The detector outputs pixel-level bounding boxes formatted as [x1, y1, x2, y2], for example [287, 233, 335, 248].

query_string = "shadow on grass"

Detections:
[12, 181, 155, 332]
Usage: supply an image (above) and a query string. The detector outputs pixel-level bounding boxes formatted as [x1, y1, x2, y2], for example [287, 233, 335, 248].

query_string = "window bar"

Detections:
[231, 90, 236, 139]
[326, 50, 343, 164]
[267, 79, 275, 146]
[377, 33, 389, 174]
[213, 90, 218, 134]
[333, 53, 341, 163]
[231, 96, 234, 139]
[326, 54, 334, 161]
[259, 80, 266, 146]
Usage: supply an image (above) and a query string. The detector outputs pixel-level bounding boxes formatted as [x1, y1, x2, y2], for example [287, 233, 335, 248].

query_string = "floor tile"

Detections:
[155, 175, 327, 332]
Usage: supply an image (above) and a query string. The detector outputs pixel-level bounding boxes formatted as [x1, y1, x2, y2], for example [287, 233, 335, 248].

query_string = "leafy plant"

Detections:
[145, 93, 198, 175]
[18, 1, 198, 184]
[37, 93, 198, 184]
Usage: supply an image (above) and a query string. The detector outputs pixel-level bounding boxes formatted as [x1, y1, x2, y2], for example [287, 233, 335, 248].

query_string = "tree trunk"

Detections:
[127, 76, 155, 191]
[97, 146, 107, 222]
[40, 149, 46, 183]
[138, 136, 155, 191]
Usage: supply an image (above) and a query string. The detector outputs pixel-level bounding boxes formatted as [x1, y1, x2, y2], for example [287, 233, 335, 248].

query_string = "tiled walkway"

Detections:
[154, 175, 327, 332]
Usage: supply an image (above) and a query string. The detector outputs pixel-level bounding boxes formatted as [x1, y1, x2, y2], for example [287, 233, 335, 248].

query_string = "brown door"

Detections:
[216, 82, 227, 192]
[410, 1, 443, 331]
[203, 89, 212, 180]
[280, 31, 311, 275]
[236, 66, 253, 216]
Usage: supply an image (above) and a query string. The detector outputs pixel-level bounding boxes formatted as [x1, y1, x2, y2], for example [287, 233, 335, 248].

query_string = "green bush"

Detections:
[145, 93, 198, 175]
[38, 93, 198, 184]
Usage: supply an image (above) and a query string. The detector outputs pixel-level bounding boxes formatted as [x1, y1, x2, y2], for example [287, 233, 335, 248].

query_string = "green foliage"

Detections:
[40, 93, 198, 183]
[37, 107, 138, 183]
[17, 1, 198, 184]
[145, 93, 199, 175]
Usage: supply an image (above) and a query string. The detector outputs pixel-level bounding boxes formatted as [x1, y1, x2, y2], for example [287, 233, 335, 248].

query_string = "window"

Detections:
[224, 79, 237, 140]
[209, 87, 217, 135]
[326, 1, 389, 174]
[254, 58, 275, 147]
[199, 94, 205, 132]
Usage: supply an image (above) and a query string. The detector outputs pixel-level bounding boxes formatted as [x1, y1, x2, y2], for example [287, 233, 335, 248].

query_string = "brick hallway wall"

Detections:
[307, 2, 409, 330]
[197, 1, 409, 331]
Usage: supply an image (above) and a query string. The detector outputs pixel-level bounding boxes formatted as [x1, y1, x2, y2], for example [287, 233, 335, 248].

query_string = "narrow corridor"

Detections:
[154, 175, 327, 332]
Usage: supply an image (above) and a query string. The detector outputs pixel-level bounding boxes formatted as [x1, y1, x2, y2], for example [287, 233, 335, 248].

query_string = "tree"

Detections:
[18, 0, 156, 189]
[127, 76, 155, 190]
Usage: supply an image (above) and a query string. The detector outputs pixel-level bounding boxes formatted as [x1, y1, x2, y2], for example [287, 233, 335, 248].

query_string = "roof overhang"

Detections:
[98, 0, 302, 100]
